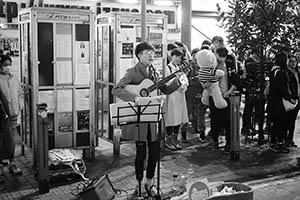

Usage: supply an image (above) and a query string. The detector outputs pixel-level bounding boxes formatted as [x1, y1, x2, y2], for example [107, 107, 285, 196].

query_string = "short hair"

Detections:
[170, 48, 183, 57]
[191, 48, 200, 56]
[211, 36, 224, 45]
[202, 40, 211, 46]
[0, 54, 12, 67]
[275, 53, 287, 67]
[174, 41, 184, 47]
[135, 41, 154, 58]
[215, 47, 228, 57]
[167, 43, 178, 51]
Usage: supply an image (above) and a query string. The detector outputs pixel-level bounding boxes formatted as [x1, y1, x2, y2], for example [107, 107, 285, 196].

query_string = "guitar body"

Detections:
[124, 63, 191, 97]
[125, 79, 158, 97]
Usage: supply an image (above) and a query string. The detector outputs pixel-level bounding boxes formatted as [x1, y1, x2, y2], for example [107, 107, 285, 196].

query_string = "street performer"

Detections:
[111, 41, 183, 197]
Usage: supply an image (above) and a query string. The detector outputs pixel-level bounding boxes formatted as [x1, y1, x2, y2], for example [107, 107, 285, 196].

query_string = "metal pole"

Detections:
[37, 103, 49, 194]
[181, 0, 192, 51]
[141, 0, 147, 42]
[230, 92, 241, 161]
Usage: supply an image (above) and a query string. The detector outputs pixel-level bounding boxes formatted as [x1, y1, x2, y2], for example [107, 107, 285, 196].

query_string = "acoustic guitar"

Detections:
[125, 63, 191, 97]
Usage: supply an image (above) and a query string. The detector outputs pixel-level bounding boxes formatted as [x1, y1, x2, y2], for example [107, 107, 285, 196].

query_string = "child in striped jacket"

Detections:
[195, 49, 228, 109]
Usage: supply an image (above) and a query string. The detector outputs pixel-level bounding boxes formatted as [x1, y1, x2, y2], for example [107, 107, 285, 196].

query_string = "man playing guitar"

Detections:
[111, 41, 183, 197]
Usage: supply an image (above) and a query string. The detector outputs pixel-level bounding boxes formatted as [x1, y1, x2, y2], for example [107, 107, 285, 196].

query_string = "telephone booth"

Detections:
[18, 7, 96, 162]
[95, 12, 168, 142]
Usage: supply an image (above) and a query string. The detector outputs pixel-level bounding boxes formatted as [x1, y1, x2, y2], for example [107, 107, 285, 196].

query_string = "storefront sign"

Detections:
[97, 4, 175, 24]
[39, 13, 89, 22]
[0, 0, 19, 23]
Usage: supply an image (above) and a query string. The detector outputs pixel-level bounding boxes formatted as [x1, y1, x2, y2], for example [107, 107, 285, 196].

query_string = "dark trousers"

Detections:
[135, 125, 158, 181]
[209, 97, 230, 145]
[242, 95, 259, 130]
[270, 117, 288, 144]
[286, 108, 299, 142]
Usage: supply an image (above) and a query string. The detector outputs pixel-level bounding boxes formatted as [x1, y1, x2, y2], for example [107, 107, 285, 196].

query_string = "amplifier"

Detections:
[79, 174, 115, 200]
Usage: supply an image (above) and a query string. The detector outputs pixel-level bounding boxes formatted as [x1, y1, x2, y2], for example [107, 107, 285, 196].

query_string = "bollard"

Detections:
[230, 92, 241, 161]
[113, 127, 121, 156]
[37, 103, 49, 194]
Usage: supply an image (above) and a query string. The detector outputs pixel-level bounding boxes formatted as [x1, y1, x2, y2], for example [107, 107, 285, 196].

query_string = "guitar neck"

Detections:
[147, 71, 178, 93]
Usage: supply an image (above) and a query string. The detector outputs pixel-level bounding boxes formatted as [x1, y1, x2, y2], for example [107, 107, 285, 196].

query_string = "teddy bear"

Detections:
[195, 49, 227, 109]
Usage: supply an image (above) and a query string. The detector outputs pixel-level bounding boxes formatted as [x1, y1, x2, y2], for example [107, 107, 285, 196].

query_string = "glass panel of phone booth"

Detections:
[20, 22, 33, 149]
[96, 25, 114, 140]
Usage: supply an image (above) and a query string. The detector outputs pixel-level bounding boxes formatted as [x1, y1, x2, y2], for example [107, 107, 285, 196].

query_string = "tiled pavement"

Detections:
[1, 119, 300, 200]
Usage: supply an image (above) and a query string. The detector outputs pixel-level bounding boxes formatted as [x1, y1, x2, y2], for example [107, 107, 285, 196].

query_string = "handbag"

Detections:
[282, 98, 298, 112]
[282, 70, 298, 112]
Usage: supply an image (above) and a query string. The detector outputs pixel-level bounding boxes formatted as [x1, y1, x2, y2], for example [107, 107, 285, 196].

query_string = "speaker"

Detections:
[79, 174, 115, 200]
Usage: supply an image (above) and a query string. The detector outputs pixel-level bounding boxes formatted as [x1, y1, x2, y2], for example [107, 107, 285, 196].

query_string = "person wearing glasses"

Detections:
[112, 41, 182, 197]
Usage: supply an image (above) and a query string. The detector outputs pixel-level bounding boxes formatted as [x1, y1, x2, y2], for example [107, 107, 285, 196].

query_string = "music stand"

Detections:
[110, 97, 164, 200]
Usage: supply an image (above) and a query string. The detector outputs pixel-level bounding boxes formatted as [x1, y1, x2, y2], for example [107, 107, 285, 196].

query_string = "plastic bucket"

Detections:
[204, 182, 253, 200]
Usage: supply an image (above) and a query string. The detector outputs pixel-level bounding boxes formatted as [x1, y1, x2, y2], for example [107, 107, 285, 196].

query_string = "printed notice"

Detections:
[76, 89, 90, 110]
[56, 34, 72, 58]
[57, 61, 72, 84]
[38, 90, 54, 112]
[57, 90, 72, 112]
[57, 112, 73, 133]
[75, 64, 90, 85]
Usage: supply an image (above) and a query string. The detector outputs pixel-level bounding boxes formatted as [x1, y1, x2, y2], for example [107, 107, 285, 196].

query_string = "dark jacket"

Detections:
[185, 61, 203, 104]
[0, 90, 13, 159]
[225, 54, 240, 91]
[267, 66, 291, 119]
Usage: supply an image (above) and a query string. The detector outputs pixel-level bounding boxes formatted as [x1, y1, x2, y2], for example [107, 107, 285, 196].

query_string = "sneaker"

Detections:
[173, 143, 183, 150]
[145, 184, 158, 197]
[198, 137, 207, 143]
[165, 136, 177, 151]
[269, 143, 280, 153]
[134, 183, 146, 196]
[287, 141, 298, 147]
[165, 142, 177, 151]
[171, 135, 182, 150]
[280, 148, 290, 153]
[275, 144, 290, 153]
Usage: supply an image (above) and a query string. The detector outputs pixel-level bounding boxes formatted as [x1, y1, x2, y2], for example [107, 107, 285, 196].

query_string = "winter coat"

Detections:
[267, 66, 291, 119]
[164, 62, 189, 127]
[0, 73, 24, 121]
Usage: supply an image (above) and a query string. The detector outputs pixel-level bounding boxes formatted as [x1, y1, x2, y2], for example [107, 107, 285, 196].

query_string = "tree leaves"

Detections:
[218, 0, 300, 61]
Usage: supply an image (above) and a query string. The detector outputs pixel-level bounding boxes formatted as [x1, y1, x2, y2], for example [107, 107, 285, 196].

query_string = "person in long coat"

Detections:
[0, 89, 11, 190]
[267, 53, 292, 153]
[164, 48, 189, 150]
[0, 55, 23, 175]
[111, 41, 181, 196]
